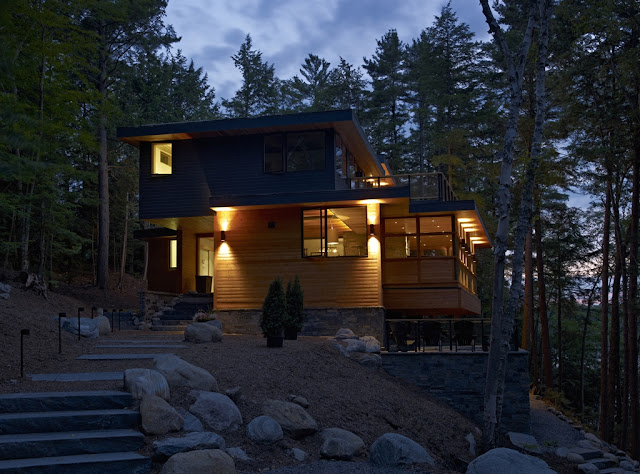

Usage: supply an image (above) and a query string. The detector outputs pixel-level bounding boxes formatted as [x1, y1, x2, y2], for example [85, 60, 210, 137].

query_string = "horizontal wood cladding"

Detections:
[383, 287, 481, 316]
[382, 259, 455, 285]
[147, 239, 180, 293]
[214, 207, 381, 310]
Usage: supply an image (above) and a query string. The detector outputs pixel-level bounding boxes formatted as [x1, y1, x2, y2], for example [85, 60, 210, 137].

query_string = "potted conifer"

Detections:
[261, 276, 286, 347]
[284, 275, 304, 340]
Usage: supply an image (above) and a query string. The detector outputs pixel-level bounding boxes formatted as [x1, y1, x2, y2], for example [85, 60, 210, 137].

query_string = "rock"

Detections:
[153, 354, 218, 391]
[94, 315, 111, 335]
[577, 440, 594, 449]
[507, 432, 542, 454]
[320, 427, 365, 460]
[370, 433, 434, 467]
[567, 452, 585, 463]
[225, 386, 242, 403]
[246, 415, 283, 444]
[140, 395, 183, 435]
[62, 317, 99, 338]
[207, 320, 223, 331]
[124, 368, 170, 400]
[336, 339, 366, 355]
[584, 433, 603, 445]
[153, 431, 226, 460]
[160, 449, 235, 474]
[287, 394, 309, 408]
[176, 408, 204, 432]
[189, 391, 242, 431]
[555, 446, 569, 458]
[335, 328, 358, 339]
[360, 335, 381, 353]
[466, 433, 476, 457]
[289, 448, 306, 461]
[577, 463, 599, 473]
[349, 352, 381, 368]
[0, 282, 12, 293]
[466, 448, 555, 474]
[262, 399, 318, 439]
[226, 447, 251, 462]
[620, 460, 635, 470]
[185, 322, 222, 343]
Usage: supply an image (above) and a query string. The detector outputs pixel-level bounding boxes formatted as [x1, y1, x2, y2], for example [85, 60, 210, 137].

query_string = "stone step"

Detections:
[589, 457, 617, 470]
[96, 344, 186, 349]
[0, 409, 139, 435]
[151, 325, 187, 332]
[0, 391, 132, 414]
[0, 451, 150, 473]
[29, 372, 123, 382]
[0, 429, 144, 460]
[155, 319, 192, 325]
[570, 447, 603, 460]
[77, 353, 174, 360]
[600, 468, 625, 474]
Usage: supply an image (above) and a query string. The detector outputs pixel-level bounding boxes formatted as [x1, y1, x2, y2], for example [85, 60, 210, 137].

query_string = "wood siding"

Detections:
[147, 238, 179, 293]
[383, 287, 481, 316]
[213, 207, 382, 310]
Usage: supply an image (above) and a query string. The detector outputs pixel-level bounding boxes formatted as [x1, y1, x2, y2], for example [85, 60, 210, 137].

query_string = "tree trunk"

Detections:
[557, 283, 563, 394]
[96, 20, 109, 290]
[118, 193, 129, 290]
[600, 180, 611, 441]
[536, 212, 553, 389]
[525, 229, 539, 392]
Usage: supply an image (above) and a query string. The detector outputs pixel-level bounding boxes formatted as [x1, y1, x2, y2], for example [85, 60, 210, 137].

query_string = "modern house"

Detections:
[118, 109, 491, 338]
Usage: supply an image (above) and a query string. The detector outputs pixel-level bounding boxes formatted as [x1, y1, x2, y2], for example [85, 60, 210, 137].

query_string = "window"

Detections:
[264, 131, 325, 173]
[152, 143, 172, 175]
[169, 239, 177, 268]
[384, 216, 454, 259]
[302, 206, 368, 257]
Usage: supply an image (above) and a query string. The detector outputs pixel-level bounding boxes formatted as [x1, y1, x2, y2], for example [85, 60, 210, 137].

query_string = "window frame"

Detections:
[301, 206, 369, 258]
[382, 215, 456, 261]
[152, 142, 173, 175]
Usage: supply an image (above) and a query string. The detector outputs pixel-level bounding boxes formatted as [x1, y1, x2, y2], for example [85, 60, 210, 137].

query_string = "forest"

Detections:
[1, 0, 639, 456]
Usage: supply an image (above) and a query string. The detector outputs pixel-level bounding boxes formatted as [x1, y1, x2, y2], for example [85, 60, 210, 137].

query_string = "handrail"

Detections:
[349, 172, 458, 202]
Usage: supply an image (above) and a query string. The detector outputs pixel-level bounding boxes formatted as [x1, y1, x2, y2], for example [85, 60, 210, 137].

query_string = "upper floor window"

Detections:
[152, 143, 172, 175]
[264, 131, 325, 173]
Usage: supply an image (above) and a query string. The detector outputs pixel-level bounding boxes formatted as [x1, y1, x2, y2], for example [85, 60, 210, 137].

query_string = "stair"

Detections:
[0, 391, 149, 473]
[152, 293, 213, 332]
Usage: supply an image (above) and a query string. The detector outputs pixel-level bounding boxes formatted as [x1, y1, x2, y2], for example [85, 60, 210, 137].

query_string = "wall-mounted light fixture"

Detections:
[369, 224, 375, 236]
[220, 230, 226, 242]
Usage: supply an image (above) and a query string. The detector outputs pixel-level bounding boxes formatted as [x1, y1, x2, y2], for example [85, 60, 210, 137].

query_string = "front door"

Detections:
[197, 236, 214, 293]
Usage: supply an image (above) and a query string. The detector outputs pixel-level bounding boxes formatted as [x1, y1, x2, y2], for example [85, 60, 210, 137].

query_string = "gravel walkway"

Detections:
[529, 395, 585, 449]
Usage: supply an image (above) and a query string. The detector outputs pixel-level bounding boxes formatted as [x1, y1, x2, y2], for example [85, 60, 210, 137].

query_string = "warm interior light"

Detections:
[327, 225, 339, 244]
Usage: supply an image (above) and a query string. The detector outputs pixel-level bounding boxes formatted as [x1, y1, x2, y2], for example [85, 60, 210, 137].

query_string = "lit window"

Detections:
[169, 239, 177, 268]
[152, 143, 172, 175]
[302, 207, 368, 257]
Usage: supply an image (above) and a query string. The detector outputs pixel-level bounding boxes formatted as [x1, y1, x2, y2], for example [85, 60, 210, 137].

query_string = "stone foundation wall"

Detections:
[138, 290, 179, 320]
[382, 351, 530, 433]
[214, 307, 385, 340]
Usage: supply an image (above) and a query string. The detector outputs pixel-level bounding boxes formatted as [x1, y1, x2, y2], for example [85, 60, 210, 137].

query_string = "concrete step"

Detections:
[0, 391, 132, 414]
[570, 447, 603, 461]
[0, 451, 150, 473]
[0, 409, 139, 435]
[0, 429, 144, 460]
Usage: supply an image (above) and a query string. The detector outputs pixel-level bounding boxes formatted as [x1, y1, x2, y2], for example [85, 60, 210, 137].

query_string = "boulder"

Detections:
[153, 431, 226, 460]
[246, 415, 283, 445]
[153, 354, 218, 391]
[160, 449, 235, 474]
[185, 322, 223, 343]
[567, 452, 585, 463]
[466, 433, 476, 457]
[225, 386, 242, 403]
[620, 460, 635, 470]
[61, 317, 99, 338]
[335, 328, 358, 339]
[262, 399, 317, 439]
[466, 448, 555, 474]
[320, 427, 365, 460]
[576, 463, 599, 474]
[360, 335, 381, 353]
[334, 339, 366, 356]
[176, 407, 204, 432]
[0, 282, 11, 299]
[207, 320, 223, 331]
[94, 315, 111, 335]
[287, 394, 309, 408]
[140, 395, 183, 435]
[289, 448, 306, 462]
[507, 432, 542, 454]
[349, 352, 382, 368]
[370, 433, 434, 467]
[555, 446, 569, 458]
[189, 391, 242, 431]
[226, 447, 251, 462]
[584, 433, 603, 445]
[124, 368, 170, 400]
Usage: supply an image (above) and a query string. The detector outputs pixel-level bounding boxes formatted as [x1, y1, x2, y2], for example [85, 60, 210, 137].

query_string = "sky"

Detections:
[164, 0, 491, 101]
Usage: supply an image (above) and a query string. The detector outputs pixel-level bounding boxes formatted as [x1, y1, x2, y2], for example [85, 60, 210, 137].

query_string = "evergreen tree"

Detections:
[324, 57, 367, 113]
[288, 54, 331, 111]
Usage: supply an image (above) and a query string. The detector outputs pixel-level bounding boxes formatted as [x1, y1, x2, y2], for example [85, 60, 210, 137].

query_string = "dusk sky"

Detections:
[164, 0, 491, 101]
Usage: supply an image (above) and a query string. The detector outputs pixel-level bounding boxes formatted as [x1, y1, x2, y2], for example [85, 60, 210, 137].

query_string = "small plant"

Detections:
[284, 275, 304, 333]
[193, 309, 213, 322]
[261, 277, 287, 337]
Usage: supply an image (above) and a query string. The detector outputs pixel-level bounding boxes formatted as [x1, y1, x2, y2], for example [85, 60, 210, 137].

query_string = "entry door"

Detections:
[197, 236, 214, 293]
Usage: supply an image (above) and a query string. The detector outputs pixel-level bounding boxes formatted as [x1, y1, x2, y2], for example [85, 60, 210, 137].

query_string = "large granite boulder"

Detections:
[320, 427, 365, 460]
[207, 320, 223, 331]
[335, 328, 358, 339]
[370, 433, 434, 467]
[246, 415, 283, 445]
[466, 447, 556, 474]
[124, 368, 170, 400]
[153, 431, 226, 461]
[94, 315, 111, 335]
[189, 391, 242, 431]
[349, 352, 382, 368]
[160, 449, 235, 474]
[185, 323, 222, 343]
[262, 399, 317, 439]
[153, 354, 218, 391]
[140, 395, 183, 435]
[60, 317, 99, 338]
[176, 407, 204, 432]
[360, 335, 382, 353]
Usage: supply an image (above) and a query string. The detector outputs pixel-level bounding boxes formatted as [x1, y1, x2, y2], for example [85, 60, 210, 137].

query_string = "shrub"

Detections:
[285, 275, 304, 332]
[261, 277, 287, 337]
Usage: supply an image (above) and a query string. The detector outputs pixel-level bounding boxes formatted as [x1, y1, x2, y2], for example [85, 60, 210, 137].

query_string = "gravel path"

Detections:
[529, 395, 585, 449]
[239, 460, 427, 473]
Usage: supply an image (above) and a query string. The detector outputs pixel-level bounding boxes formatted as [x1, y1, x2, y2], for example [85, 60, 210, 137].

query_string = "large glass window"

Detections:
[152, 143, 172, 175]
[287, 132, 325, 171]
[264, 134, 284, 172]
[303, 206, 368, 257]
[384, 216, 454, 259]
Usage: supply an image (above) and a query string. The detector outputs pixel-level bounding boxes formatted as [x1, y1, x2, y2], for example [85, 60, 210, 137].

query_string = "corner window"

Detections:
[384, 216, 453, 258]
[302, 206, 368, 257]
[264, 131, 325, 173]
[152, 143, 172, 175]
[169, 239, 177, 268]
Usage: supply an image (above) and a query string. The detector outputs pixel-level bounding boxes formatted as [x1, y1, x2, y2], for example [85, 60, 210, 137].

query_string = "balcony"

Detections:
[350, 172, 457, 202]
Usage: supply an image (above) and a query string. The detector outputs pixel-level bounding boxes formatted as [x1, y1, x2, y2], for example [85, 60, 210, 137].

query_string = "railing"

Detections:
[350, 172, 457, 202]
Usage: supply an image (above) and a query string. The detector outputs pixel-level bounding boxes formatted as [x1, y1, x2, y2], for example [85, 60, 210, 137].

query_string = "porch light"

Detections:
[220, 230, 226, 242]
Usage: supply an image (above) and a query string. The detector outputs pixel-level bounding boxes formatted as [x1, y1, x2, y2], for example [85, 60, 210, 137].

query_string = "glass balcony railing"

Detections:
[349, 172, 457, 201]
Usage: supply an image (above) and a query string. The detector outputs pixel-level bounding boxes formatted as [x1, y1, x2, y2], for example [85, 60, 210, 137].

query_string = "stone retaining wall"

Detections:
[382, 351, 530, 433]
[214, 307, 385, 340]
[138, 290, 179, 320]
